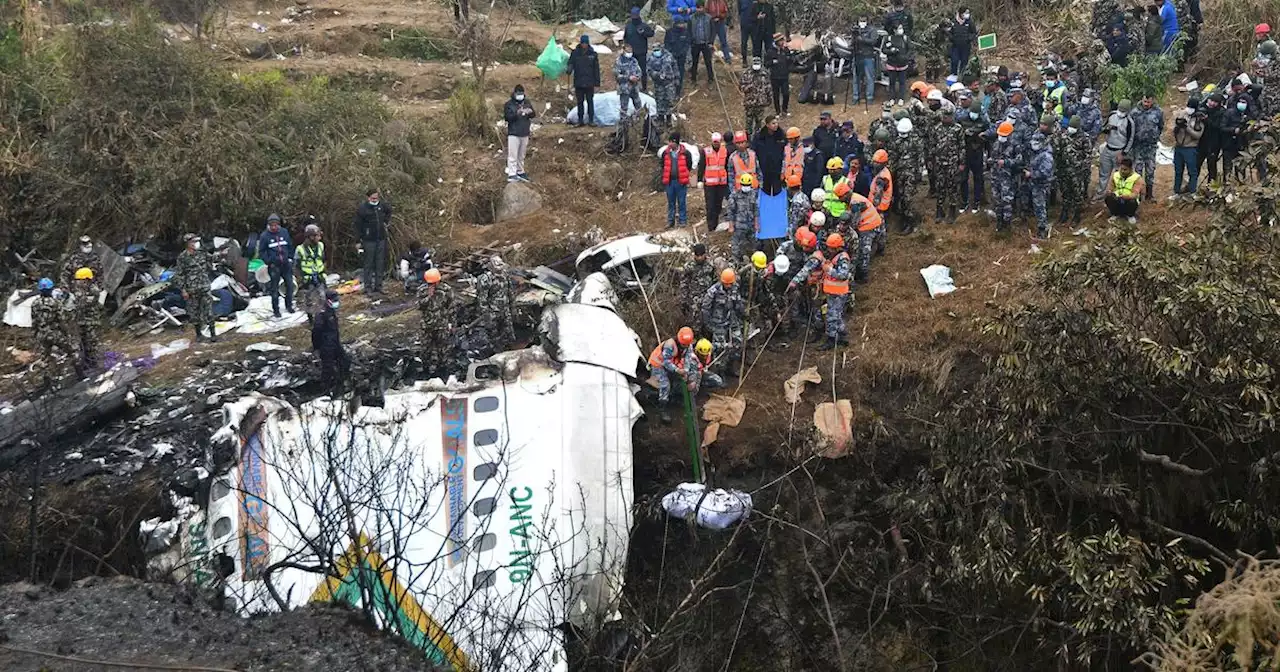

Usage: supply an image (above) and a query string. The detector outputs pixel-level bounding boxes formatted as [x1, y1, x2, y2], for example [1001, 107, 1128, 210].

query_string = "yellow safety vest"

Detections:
[1112, 171, 1140, 200]
[298, 242, 325, 277]
[822, 175, 848, 218]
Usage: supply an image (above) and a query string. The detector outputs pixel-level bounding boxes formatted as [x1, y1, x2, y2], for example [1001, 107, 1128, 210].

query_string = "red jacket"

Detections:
[706, 0, 730, 21]
[662, 146, 693, 186]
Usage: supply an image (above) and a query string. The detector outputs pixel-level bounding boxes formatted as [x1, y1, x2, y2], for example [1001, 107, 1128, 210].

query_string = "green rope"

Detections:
[680, 381, 703, 483]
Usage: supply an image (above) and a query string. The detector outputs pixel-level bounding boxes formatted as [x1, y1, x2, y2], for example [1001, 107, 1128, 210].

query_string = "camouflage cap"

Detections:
[892, 108, 909, 120]
[1040, 113, 1056, 125]
[1068, 115, 1082, 128]
[874, 128, 891, 141]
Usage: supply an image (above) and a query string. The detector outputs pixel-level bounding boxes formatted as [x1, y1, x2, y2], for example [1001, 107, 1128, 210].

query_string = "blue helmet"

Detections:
[37, 278, 54, 291]
[160, 270, 175, 282]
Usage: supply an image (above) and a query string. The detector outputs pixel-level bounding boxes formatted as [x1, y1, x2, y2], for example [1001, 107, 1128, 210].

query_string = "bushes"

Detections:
[1107, 48, 1181, 103]
[446, 80, 496, 142]
[0, 18, 440, 265]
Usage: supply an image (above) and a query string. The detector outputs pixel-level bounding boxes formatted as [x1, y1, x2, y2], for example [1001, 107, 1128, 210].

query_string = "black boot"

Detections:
[1057, 208, 1068, 224]
[207, 320, 219, 343]
[193, 323, 207, 343]
[1145, 184, 1154, 200]
[659, 400, 672, 425]
[934, 204, 944, 224]
[947, 206, 958, 224]
[817, 336, 836, 351]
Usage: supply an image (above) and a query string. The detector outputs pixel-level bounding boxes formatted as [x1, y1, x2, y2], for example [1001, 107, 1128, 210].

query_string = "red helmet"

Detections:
[733, 130, 748, 143]
[1257, 23, 1271, 36]
[677, 326, 695, 346]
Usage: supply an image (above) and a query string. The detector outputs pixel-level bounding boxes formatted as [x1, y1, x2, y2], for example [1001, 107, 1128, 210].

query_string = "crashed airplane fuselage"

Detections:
[169, 274, 644, 672]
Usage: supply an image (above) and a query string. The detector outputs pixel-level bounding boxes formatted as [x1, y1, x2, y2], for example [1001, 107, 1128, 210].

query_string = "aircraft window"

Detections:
[212, 516, 232, 538]
[474, 397, 499, 412]
[210, 480, 231, 502]
[473, 497, 497, 516]
[473, 533, 497, 552]
[473, 570, 497, 590]
[474, 429, 499, 446]
[473, 462, 497, 480]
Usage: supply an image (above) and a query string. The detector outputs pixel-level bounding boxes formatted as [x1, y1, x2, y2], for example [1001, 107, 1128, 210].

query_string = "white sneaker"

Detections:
[1127, 216, 1137, 224]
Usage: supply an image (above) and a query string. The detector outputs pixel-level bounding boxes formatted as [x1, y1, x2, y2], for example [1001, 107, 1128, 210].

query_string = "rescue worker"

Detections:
[685, 338, 725, 397]
[257, 214, 294, 318]
[821, 158, 848, 219]
[294, 223, 326, 323]
[702, 268, 746, 376]
[782, 127, 804, 189]
[60, 235, 103, 289]
[31, 278, 80, 376]
[1055, 116, 1092, 225]
[1105, 158, 1144, 223]
[786, 173, 810, 236]
[649, 43, 679, 124]
[726, 173, 761, 261]
[614, 42, 644, 116]
[175, 233, 218, 343]
[848, 192, 886, 284]
[775, 226, 811, 336]
[400, 241, 434, 294]
[933, 111, 964, 224]
[311, 289, 349, 395]
[678, 243, 717, 326]
[1040, 68, 1066, 118]
[70, 267, 103, 371]
[700, 132, 730, 233]
[817, 233, 852, 350]
[739, 56, 772, 135]
[475, 255, 516, 349]
[1131, 94, 1165, 200]
[890, 116, 923, 233]
[726, 130, 760, 192]
[869, 150, 894, 224]
[1026, 132, 1056, 239]
[988, 121, 1023, 232]
[417, 268, 458, 379]
[353, 189, 392, 295]
[660, 132, 695, 228]
[1077, 88, 1103, 137]
[801, 136, 826, 195]
[784, 227, 826, 342]
[649, 326, 695, 423]
[959, 98, 989, 213]
[739, 250, 776, 333]
[1096, 99, 1135, 199]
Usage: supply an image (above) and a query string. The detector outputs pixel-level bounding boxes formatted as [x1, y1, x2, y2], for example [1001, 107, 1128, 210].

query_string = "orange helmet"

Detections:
[733, 130, 748, 143]
[826, 233, 844, 249]
[424, 268, 442, 284]
[833, 182, 850, 198]
[997, 121, 1014, 136]
[785, 173, 802, 188]
[795, 225, 811, 243]
[720, 268, 737, 285]
[872, 149, 889, 163]
[799, 229, 818, 250]
[910, 81, 928, 95]
[785, 126, 801, 139]
[677, 326, 695, 346]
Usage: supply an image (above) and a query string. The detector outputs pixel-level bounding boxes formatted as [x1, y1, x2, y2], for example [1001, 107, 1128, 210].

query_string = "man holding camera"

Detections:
[1171, 96, 1204, 196]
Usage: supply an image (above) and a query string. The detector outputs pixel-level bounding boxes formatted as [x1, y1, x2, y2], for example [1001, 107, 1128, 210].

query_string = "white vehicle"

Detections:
[162, 274, 644, 672]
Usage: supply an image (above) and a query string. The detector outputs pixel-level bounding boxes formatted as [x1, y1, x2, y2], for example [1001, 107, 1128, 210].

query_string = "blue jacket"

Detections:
[667, 0, 695, 19]
[738, 0, 754, 25]
[257, 225, 293, 267]
[1160, 0, 1179, 50]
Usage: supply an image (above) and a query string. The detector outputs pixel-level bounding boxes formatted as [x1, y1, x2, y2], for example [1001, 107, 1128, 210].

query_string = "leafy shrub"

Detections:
[376, 27, 459, 61]
[446, 80, 495, 141]
[1106, 49, 1181, 102]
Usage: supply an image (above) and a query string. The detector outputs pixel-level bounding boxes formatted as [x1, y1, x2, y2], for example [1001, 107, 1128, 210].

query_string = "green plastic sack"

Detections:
[535, 36, 569, 79]
[248, 259, 265, 272]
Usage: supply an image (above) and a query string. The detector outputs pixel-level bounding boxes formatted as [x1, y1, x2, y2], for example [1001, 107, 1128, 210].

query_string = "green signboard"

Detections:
[977, 33, 997, 50]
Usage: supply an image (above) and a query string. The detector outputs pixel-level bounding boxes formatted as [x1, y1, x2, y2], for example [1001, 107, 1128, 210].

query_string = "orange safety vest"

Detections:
[872, 167, 894, 212]
[704, 145, 728, 186]
[849, 193, 882, 232]
[821, 251, 851, 295]
[782, 143, 804, 183]
[730, 150, 758, 184]
[648, 339, 681, 369]
[806, 250, 826, 285]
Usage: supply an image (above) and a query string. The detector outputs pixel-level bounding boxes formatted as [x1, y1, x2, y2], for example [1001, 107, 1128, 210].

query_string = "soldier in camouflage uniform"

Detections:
[31, 278, 80, 376]
[1131, 95, 1165, 200]
[919, 95, 943, 197]
[933, 112, 964, 224]
[683, 339, 724, 398]
[726, 173, 760, 262]
[174, 233, 218, 343]
[1054, 116, 1093, 225]
[417, 269, 458, 379]
[648, 45, 679, 125]
[1026, 132, 1056, 239]
[1077, 88, 1104, 137]
[789, 233, 851, 350]
[60, 236, 104, 289]
[1091, 0, 1123, 41]
[737, 251, 777, 337]
[889, 115, 923, 233]
[775, 228, 812, 336]
[739, 57, 772, 137]
[1254, 41, 1280, 116]
[70, 268, 104, 371]
[678, 243, 717, 328]
[988, 122, 1024, 232]
[867, 104, 894, 148]
[475, 255, 516, 349]
[787, 175, 811, 236]
[1125, 7, 1146, 54]
[985, 78, 1009, 126]
[702, 269, 746, 376]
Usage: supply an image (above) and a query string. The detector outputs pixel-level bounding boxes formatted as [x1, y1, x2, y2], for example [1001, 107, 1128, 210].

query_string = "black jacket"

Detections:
[1105, 34, 1131, 66]
[834, 133, 864, 166]
[353, 200, 392, 241]
[664, 24, 691, 58]
[812, 123, 839, 160]
[884, 34, 912, 68]
[748, 1, 776, 38]
[765, 47, 791, 80]
[853, 25, 880, 60]
[884, 8, 913, 35]
[624, 18, 656, 51]
[567, 45, 601, 88]
[752, 126, 786, 185]
[503, 95, 536, 137]
[949, 16, 977, 47]
[311, 308, 342, 354]
[801, 148, 826, 194]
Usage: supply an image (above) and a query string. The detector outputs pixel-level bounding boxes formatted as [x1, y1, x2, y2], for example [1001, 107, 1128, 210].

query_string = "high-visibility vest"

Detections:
[1044, 85, 1065, 116]
[806, 250, 826, 285]
[822, 175, 848, 217]
[648, 339, 681, 369]
[783, 143, 804, 183]
[821, 251, 851, 295]
[730, 150, 758, 184]
[871, 167, 894, 212]
[848, 194, 882, 232]
[297, 242, 325, 277]
[1112, 170, 1141, 200]
[663, 148, 691, 186]
[703, 145, 728, 186]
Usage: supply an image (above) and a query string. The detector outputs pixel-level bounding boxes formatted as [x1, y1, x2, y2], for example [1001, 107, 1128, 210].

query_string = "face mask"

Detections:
[1067, 127, 1078, 135]
[369, 199, 380, 205]
[191, 241, 201, 250]
[329, 301, 340, 310]
[1045, 80, 1055, 88]
[1115, 111, 1126, 118]
[998, 136, 1008, 143]
[515, 94, 525, 101]
[962, 12, 970, 19]
[80, 245, 92, 253]
[740, 186, 752, 193]
[1237, 102, 1248, 111]
[858, 21, 867, 28]
[898, 132, 908, 139]
[1081, 97, 1091, 104]
[895, 28, 904, 35]
[803, 146, 813, 153]
[653, 48, 661, 56]
[752, 63, 761, 70]
[969, 111, 979, 120]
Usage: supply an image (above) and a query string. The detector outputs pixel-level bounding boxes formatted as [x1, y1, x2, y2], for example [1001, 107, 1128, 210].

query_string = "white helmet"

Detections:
[896, 118, 914, 134]
[810, 188, 826, 203]
[772, 254, 791, 274]
[948, 82, 966, 94]
[808, 211, 826, 228]
[926, 88, 943, 101]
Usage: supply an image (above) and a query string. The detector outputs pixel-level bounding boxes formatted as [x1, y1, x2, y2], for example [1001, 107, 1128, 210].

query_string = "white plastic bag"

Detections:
[661, 482, 752, 529]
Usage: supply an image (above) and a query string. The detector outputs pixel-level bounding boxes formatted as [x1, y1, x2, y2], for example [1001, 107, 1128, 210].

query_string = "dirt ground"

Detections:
[0, 577, 437, 671]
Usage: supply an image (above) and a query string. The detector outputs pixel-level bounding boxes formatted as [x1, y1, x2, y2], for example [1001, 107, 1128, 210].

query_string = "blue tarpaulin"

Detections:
[756, 189, 788, 240]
